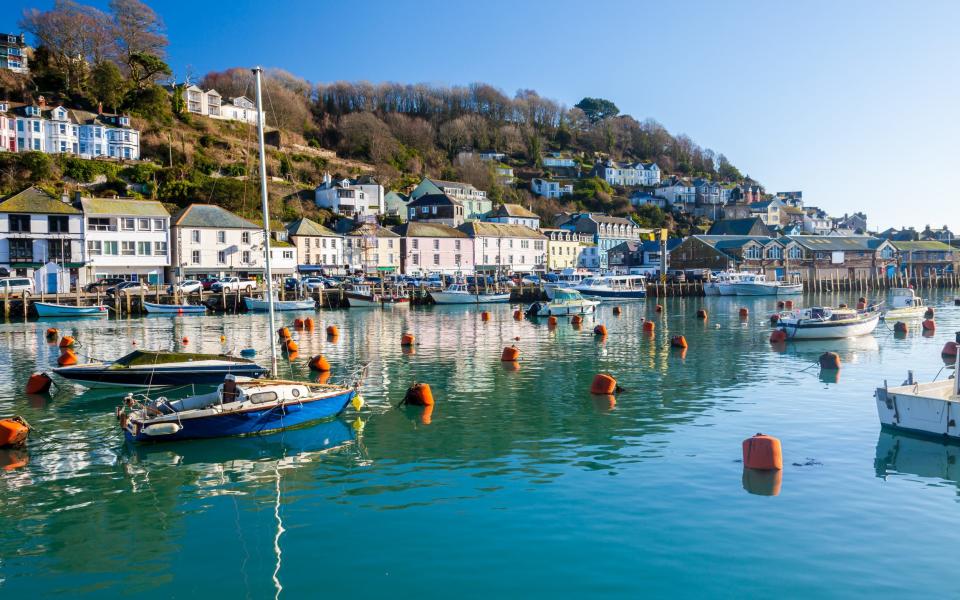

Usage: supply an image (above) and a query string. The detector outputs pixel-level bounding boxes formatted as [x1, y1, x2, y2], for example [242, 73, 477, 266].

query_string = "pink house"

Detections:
[0, 103, 16, 153]
[393, 222, 475, 275]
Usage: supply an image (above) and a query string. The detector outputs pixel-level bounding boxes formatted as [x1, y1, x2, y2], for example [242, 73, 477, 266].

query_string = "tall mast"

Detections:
[253, 66, 278, 377]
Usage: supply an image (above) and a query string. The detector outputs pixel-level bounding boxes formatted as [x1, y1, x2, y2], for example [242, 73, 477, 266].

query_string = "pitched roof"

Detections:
[457, 222, 545, 239]
[286, 217, 338, 237]
[707, 217, 771, 237]
[407, 193, 460, 208]
[430, 178, 478, 192]
[785, 235, 886, 251]
[81, 197, 169, 217]
[173, 204, 259, 229]
[891, 240, 955, 251]
[0, 186, 80, 214]
[695, 235, 778, 251]
[335, 220, 400, 238]
[392, 222, 468, 238]
[489, 203, 538, 219]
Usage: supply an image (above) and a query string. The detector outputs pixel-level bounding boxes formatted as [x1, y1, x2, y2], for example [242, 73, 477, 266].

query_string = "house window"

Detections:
[304, 238, 311, 249]
[455, 240, 461, 251]
[48, 216, 69, 233]
[87, 241, 102, 256]
[242, 231, 250, 244]
[745, 246, 762, 260]
[103, 241, 118, 255]
[153, 219, 165, 231]
[880, 247, 894, 259]
[9, 239, 33, 261]
[121, 241, 135, 256]
[191, 230, 201, 243]
[283, 251, 293, 260]
[433, 254, 440, 265]
[217, 251, 226, 264]
[454, 254, 461, 265]
[788, 247, 803, 260]
[137, 241, 151, 255]
[315, 254, 322, 264]
[122, 218, 135, 231]
[191, 250, 201, 264]
[9, 215, 30, 232]
[154, 241, 168, 256]
[388, 239, 394, 249]
[412, 239, 419, 250]
[433, 239, 440, 250]
[88, 217, 112, 231]
[242, 251, 251, 263]
[48, 239, 72, 261]
[412, 254, 419, 265]
[767, 246, 783, 259]
[217, 231, 226, 244]
[138, 218, 150, 230]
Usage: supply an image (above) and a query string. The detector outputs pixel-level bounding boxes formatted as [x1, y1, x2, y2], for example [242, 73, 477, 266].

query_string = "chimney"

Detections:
[38, 95, 46, 108]
[74, 191, 82, 203]
[61, 193, 69, 204]
[97, 101, 102, 115]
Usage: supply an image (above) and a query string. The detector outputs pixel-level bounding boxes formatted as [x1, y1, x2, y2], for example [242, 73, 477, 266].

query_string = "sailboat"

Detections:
[117, 67, 364, 443]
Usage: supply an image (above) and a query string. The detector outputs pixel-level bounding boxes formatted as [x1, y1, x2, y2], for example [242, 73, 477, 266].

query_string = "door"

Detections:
[47, 272, 58, 293]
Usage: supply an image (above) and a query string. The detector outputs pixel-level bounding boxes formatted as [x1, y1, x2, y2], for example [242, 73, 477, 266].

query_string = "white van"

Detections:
[0, 277, 34, 295]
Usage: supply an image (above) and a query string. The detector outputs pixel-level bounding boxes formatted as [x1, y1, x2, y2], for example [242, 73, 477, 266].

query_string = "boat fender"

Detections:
[784, 300, 794, 310]
[240, 348, 256, 357]
[278, 327, 291, 340]
[857, 301, 866, 310]
[25, 372, 52, 394]
[351, 394, 364, 411]
[304, 317, 315, 331]
[294, 318, 305, 330]
[284, 339, 298, 353]
[181, 336, 189, 345]
[742, 433, 783, 471]
[818, 352, 841, 370]
[142, 422, 182, 437]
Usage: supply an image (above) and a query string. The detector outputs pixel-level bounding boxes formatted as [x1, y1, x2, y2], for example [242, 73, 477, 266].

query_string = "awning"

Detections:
[376, 266, 396, 272]
[10, 262, 43, 268]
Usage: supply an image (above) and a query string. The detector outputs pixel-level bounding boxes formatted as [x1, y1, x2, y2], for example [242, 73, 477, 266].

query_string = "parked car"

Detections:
[168, 280, 203, 294]
[521, 275, 542, 285]
[666, 270, 687, 283]
[0, 277, 34, 295]
[211, 277, 257, 292]
[283, 277, 300, 292]
[300, 277, 326, 292]
[107, 281, 149, 295]
[84, 278, 125, 293]
[199, 277, 220, 291]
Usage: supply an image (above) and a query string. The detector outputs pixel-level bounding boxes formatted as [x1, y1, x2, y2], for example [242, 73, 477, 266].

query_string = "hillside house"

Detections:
[485, 204, 540, 229]
[409, 178, 491, 221]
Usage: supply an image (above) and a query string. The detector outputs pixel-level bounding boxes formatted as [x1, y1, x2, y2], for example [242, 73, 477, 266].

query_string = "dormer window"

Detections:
[119, 116, 130, 126]
[0, 103, 7, 112]
[26, 106, 39, 117]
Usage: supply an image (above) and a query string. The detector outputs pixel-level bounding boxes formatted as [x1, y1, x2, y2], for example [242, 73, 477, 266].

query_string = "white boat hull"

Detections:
[734, 283, 781, 296]
[430, 291, 511, 304]
[779, 313, 880, 339]
[244, 297, 315, 311]
[717, 283, 739, 296]
[883, 306, 927, 320]
[876, 380, 960, 439]
[703, 283, 721, 296]
[776, 284, 803, 295]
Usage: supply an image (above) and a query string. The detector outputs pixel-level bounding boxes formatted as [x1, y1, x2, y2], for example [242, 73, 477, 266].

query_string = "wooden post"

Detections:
[22, 291, 28, 319]
[125, 291, 131, 316]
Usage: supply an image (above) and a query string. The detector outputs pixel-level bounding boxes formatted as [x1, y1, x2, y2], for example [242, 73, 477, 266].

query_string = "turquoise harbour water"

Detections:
[1, 291, 959, 597]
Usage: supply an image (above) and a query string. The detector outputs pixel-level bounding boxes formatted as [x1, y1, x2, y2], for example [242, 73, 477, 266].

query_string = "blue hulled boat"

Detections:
[35, 302, 109, 317]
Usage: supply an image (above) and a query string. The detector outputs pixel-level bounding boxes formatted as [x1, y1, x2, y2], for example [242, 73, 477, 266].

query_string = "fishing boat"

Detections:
[882, 288, 927, 319]
[344, 283, 410, 308]
[545, 269, 591, 299]
[776, 280, 804, 295]
[430, 283, 510, 304]
[54, 350, 268, 387]
[244, 296, 315, 311]
[526, 288, 600, 317]
[35, 302, 108, 317]
[715, 271, 745, 296]
[575, 274, 647, 300]
[776, 305, 881, 339]
[115, 67, 366, 444]
[704, 270, 738, 296]
[875, 353, 960, 439]
[143, 301, 207, 314]
[732, 273, 803, 296]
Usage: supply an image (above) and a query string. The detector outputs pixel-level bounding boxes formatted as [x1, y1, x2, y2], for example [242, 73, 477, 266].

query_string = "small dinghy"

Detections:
[244, 296, 315, 311]
[882, 288, 927, 320]
[143, 301, 207, 314]
[430, 283, 510, 304]
[35, 302, 108, 317]
[776, 305, 881, 339]
[876, 353, 960, 439]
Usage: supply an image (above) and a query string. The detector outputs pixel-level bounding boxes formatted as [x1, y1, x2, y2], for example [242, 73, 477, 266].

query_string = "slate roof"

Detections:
[707, 217, 771, 237]
[785, 235, 887, 251]
[0, 186, 80, 214]
[81, 197, 169, 217]
[392, 222, 468, 238]
[407, 193, 461, 208]
[489, 203, 538, 219]
[286, 217, 338, 237]
[457, 222, 545, 239]
[173, 204, 259, 229]
[431, 179, 479, 192]
[695, 235, 779, 251]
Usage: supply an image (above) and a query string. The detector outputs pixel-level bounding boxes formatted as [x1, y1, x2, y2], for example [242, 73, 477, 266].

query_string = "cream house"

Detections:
[170, 204, 264, 281]
[286, 217, 344, 273]
[81, 196, 170, 284]
[336, 221, 401, 274]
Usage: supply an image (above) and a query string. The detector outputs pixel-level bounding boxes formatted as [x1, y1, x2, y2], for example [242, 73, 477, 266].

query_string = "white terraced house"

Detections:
[8, 98, 140, 159]
[314, 173, 384, 217]
[0, 33, 29, 74]
[174, 84, 265, 126]
[592, 159, 661, 187]
[170, 204, 265, 280]
[457, 221, 546, 275]
[285, 217, 344, 274]
[81, 196, 170, 285]
[0, 102, 16, 152]
[530, 178, 573, 198]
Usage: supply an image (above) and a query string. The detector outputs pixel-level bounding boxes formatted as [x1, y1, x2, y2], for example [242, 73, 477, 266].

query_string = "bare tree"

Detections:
[20, 0, 113, 91]
[109, 0, 167, 71]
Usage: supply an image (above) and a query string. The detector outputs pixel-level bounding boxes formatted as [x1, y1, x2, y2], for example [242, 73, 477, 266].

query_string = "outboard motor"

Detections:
[526, 302, 542, 317]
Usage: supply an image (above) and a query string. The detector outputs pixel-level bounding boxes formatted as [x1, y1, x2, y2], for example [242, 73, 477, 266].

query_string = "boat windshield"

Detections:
[552, 289, 583, 301]
[110, 350, 246, 367]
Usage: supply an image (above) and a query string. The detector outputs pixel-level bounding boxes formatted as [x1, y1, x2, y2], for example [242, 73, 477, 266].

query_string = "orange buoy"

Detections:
[513, 309, 523, 321]
[818, 351, 841, 370]
[219, 335, 226, 343]
[304, 317, 315, 331]
[326, 325, 339, 337]
[739, 307, 749, 318]
[278, 327, 291, 340]
[57, 349, 78, 366]
[942, 341, 958, 357]
[571, 315, 583, 327]
[742, 433, 783, 470]
[858, 296, 867, 305]
[25, 372, 53, 394]
[769, 329, 787, 344]
[924, 307, 935, 320]
[784, 300, 794, 310]
[696, 309, 708, 319]
[481, 311, 491, 321]
[547, 315, 558, 328]
[612, 306, 622, 316]
[401, 332, 416, 347]
[58, 336, 75, 348]
[894, 321, 908, 334]
[770, 314, 780, 324]
[922, 319, 936, 331]
[594, 324, 607, 337]
[670, 335, 688, 349]
[309, 355, 331, 371]
[315, 370, 331, 384]
[777, 300, 785, 309]
[642, 320, 655, 333]
[284, 339, 299, 353]
[0, 417, 30, 448]
[286, 350, 299, 360]
[45, 327, 58, 341]
[655, 304, 663, 313]
[500, 345, 520, 362]
[403, 382, 434, 407]
[293, 318, 305, 330]
[590, 373, 619, 395]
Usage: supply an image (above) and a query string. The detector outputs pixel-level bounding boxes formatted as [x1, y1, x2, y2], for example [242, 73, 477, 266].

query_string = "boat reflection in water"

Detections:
[874, 430, 960, 490]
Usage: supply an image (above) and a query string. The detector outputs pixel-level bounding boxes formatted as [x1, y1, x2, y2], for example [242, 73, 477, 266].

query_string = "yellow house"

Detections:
[542, 228, 587, 270]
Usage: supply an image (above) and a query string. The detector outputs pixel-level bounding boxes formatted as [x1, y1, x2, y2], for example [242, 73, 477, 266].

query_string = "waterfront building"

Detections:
[531, 178, 573, 199]
[591, 159, 660, 187]
[335, 220, 401, 274]
[269, 239, 297, 277]
[0, 33, 28, 74]
[0, 187, 84, 290]
[542, 228, 588, 271]
[392, 222, 474, 276]
[668, 235, 791, 278]
[315, 173, 384, 218]
[170, 204, 264, 280]
[457, 221, 546, 274]
[406, 193, 464, 227]
[285, 217, 343, 274]
[409, 178, 492, 221]
[485, 204, 540, 229]
[782, 235, 897, 280]
[557, 213, 644, 269]
[608, 239, 683, 273]
[81, 196, 170, 284]
[890, 240, 957, 276]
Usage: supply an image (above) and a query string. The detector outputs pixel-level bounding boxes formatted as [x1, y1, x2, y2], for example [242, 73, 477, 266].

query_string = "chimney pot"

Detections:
[74, 191, 82, 203]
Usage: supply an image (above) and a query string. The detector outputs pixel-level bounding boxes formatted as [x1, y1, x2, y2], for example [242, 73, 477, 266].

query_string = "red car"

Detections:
[200, 277, 220, 290]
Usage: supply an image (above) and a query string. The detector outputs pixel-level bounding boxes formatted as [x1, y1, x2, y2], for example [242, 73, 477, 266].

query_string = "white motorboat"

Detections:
[715, 271, 745, 296]
[777, 282, 804, 296]
[345, 284, 410, 308]
[575, 274, 647, 300]
[705, 270, 739, 296]
[545, 269, 591, 299]
[430, 283, 510, 304]
[525, 288, 600, 317]
[882, 288, 927, 319]
[776, 305, 881, 339]
[875, 354, 960, 439]
[733, 272, 803, 296]
[244, 296, 315, 311]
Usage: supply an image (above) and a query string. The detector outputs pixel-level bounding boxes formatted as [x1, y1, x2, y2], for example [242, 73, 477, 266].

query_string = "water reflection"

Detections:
[875, 429, 960, 495]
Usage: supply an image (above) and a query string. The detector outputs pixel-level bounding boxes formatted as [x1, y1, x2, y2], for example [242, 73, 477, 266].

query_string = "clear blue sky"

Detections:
[4, 0, 959, 231]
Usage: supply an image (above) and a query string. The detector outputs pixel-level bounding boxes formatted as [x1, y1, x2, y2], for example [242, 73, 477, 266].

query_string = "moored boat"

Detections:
[575, 274, 647, 300]
[715, 271, 745, 296]
[526, 288, 600, 317]
[882, 288, 927, 319]
[875, 354, 960, 439]
[733, 273, 779, 296]
[244, 296, 315, 311]
[53, 350, 268, 387]
[143, 301, 207, 314]
[345, 284, 410, 308]
[430, 283, 510, 304]
[35, 302, 108, 317]
[545, 269, 591, 299]
[776, 305, 881, 339]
